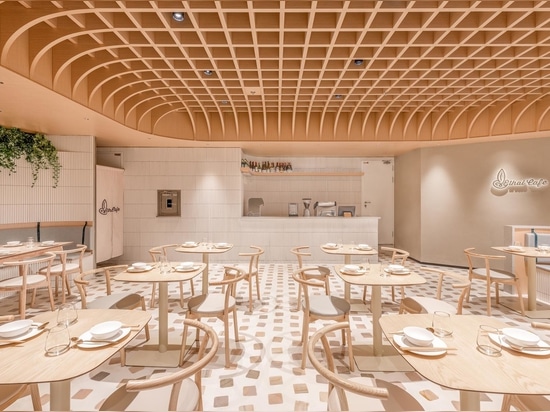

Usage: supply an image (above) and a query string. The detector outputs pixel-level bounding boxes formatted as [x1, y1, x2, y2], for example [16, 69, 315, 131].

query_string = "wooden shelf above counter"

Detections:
[240, 167, 363, 177]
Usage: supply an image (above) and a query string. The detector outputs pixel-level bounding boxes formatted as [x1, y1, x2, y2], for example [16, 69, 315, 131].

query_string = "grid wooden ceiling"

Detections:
[1, 1, 550, 152]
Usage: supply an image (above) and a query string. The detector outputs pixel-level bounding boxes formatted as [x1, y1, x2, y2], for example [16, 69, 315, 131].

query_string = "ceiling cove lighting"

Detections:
[172, 12, 184, 22]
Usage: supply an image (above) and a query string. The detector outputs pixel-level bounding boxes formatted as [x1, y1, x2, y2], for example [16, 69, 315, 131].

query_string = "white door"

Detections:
[361, 159, 394, 245]
[96, 165, 124, 262]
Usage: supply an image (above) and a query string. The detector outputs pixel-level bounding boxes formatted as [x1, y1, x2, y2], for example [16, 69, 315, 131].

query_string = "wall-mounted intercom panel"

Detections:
[157, 190, 181, 217]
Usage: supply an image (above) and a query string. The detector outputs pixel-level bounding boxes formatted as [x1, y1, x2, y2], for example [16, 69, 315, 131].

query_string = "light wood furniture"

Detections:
[464, 247, 525, 316]
[183, 265, 245, 368]
[333, 263, 426, 371]
[0, 241, 70, 264]
[114, 262, 205, 367]
[292, 266, 354, 370]
[380, 314, 550, 411]
[363, 246, 409, 302]
[99, 318, 219, 412]
[38, 244, 87, 303]
[0, 309, 150, 411]
[149, 244, 195, 308]
[399, 267, 471, 315]
[493, 245, 550, 316]
[0, 315, 41, 410]
[290, 246, 331, 311]
[307, 321, 424, 411]
[235, 245, 264, 312]
[0, 252, 56, 319]
[73, 264, 151, 365]
[175, 242, 234, 293]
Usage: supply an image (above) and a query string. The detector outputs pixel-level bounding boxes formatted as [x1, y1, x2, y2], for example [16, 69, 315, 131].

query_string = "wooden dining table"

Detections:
[0, 241, 71, 264]
[0, 308, 150, 411]
[493, 245, 550, 317]
[380, 313, 550, 411]
[334, 263, 426, 371]
[175, 242, 233, 292]
[114, 261, 205, 367]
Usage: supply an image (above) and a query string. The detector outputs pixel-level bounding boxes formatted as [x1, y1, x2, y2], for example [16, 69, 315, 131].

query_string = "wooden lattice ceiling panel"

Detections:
[1, 1, 550, 150]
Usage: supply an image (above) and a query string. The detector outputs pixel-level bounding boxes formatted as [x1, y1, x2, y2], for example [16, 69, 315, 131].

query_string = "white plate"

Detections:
[0, 325, 46, 345]
[127, 265, 153, 273]
[384, 268, 411, 275]
[4, 242, 21, 247]
[181, 242, 198, 248]
[323, 243, 339, 250]
[76, 328, 131, 349]
[357, 246, 373, 251]
[40, 240, 55, 246]
[175, 265, 201, 272]
[0, 320, 33, 338]
[214, 243, 231, 249]
[505, 246, 525, 252]
[341, 268, 367, 275]
[0, 250, 15, 256]
[393, 334, 447, 356]
[489, 333, 550, 356]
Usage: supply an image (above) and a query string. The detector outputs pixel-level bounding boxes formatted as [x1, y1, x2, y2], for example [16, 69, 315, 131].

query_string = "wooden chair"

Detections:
[290, 246, 331, 311]
[38, 244, 87, 303]
[0, 253, 56, 319]
[0, 315, 42, 410]
[99, 318, 218, 411]
[363, 246, 409, 302]
[149, 244, 195, 308]
[292, 266, 354, 370]
[307, 322, 424, 411]
[464, 247, 525, 316]
[234, 245, 264, 312]
[183, 265, 245, 368]
[73, 264, 150, 364]
[399, 267, 471, 315]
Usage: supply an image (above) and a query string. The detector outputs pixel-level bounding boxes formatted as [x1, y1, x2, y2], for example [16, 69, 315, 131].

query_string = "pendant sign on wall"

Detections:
[491, 168, 549, 196]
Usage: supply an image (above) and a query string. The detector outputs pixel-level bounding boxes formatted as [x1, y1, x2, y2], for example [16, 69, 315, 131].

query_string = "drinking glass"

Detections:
[44, 323, 71, 356]
[159, 255, 171, 275]
[57, 303, 78, 326]
[432, 311, 452, 337]
[477, 325, 502, 356]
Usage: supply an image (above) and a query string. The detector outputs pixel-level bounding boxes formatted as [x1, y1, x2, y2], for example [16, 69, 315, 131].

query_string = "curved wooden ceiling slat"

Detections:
[2, 1, 550, 147]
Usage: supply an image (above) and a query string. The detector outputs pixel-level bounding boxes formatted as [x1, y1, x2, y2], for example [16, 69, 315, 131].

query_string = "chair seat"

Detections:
[330, 377, 423, 411]
[47, 262, 80, 274]
[188, 293, 236, 315]
[472, 267, 516, 281]
[86, 293, 142, 310]
[401, 296, 470, 315]
[100, 373, 199, 411]
[307, 295, 350, 317]
[0, 274, 46, 288]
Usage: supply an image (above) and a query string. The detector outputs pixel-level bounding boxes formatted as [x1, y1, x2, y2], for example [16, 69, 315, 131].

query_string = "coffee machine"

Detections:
[302, 198, 312, 217]
[314, 201, 337, 216]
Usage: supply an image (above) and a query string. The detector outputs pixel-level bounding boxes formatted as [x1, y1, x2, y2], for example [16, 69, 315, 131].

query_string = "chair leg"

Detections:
[189, 279, 195, 295]
[224, 314, 231, 368]
[295, 285, 303, 311]
[19, 290, 27, 320]
[362, 286, 369, 303]
[300, 318, 310, 369]
[516, 280, 526, 316]
[345, 326, 355, 372]
[486, 282, 492, 316]
[139, 298, 151, 341]
[255, 274, 261, 306]
[248, 276, 253, 312]
[178, 281, 185, 308]
[29, 384, 42, 411]
[150, 283, 157, 308]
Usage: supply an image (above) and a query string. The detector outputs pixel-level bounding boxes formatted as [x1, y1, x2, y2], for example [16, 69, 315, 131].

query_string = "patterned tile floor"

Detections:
[2, 256, 549, 411]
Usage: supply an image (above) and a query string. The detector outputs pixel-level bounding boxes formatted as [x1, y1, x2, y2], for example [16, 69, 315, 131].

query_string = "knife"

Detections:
[399, 346, 456, 352]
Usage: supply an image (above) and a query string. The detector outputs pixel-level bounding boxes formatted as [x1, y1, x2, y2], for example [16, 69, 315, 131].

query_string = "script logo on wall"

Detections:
[98, 199, 121, 215]
[491, 168, 548, 196]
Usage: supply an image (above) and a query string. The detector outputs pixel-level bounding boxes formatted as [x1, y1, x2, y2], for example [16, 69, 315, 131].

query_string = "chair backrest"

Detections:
[99, 318, 219, 411]
[211, 265, 246, 305]
[380, 246, 409, 265]
[290, 246, 311, 268]
[400, 267, 471, 315]
[73, 264, 129, 308]
[292, 266, 331, 310]
[2, 252, 56, 285]
[149, 244, 181, 262]
[464, 247, 506, 275]
[239, 245, 264, 274]
[307, 322, 389, 411]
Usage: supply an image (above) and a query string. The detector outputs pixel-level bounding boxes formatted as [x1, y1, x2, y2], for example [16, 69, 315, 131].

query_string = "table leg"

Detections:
[158, 282, 168, 352]
[371, 286, 382, 356]
[460, 390, 480, 411]
[202, 253, 210, 293]
[50, 380, 70, 411]
[525, 256, 537, 311]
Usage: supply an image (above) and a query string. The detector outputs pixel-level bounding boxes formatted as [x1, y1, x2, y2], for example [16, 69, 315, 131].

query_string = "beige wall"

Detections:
[396, 138, 550, 267]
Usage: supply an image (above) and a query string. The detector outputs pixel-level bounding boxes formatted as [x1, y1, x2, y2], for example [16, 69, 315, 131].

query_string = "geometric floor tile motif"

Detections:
[2, 256, 549, 411]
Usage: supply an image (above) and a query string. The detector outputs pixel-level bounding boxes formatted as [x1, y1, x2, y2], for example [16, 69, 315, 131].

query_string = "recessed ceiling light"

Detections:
[203, 70, 213, 76]
[334, 94, 343, 99]
[172, 12, 184, 22]
[354, 59, 364, 66]
[221, 100, 229, 105]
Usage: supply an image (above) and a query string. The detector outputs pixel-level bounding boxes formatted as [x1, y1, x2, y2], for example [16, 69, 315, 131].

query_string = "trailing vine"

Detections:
[0, 126, 61, 187]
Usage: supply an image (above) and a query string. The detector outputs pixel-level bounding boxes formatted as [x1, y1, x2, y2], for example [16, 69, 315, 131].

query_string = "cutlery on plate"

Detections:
[71, 337, 116, 345]
[32, 321, 49, 330]
[505, 342, 550, 352]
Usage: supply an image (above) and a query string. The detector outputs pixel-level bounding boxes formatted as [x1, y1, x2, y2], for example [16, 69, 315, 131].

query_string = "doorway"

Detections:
[361, 159, 394, 245]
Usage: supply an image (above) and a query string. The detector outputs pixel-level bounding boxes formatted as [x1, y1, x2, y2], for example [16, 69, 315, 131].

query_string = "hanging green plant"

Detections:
[0, 126, 61, 187]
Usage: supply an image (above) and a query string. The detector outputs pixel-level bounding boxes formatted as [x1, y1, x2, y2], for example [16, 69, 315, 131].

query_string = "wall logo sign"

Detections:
[491, 168, 548, 195]
[98, 199, 121, 215]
